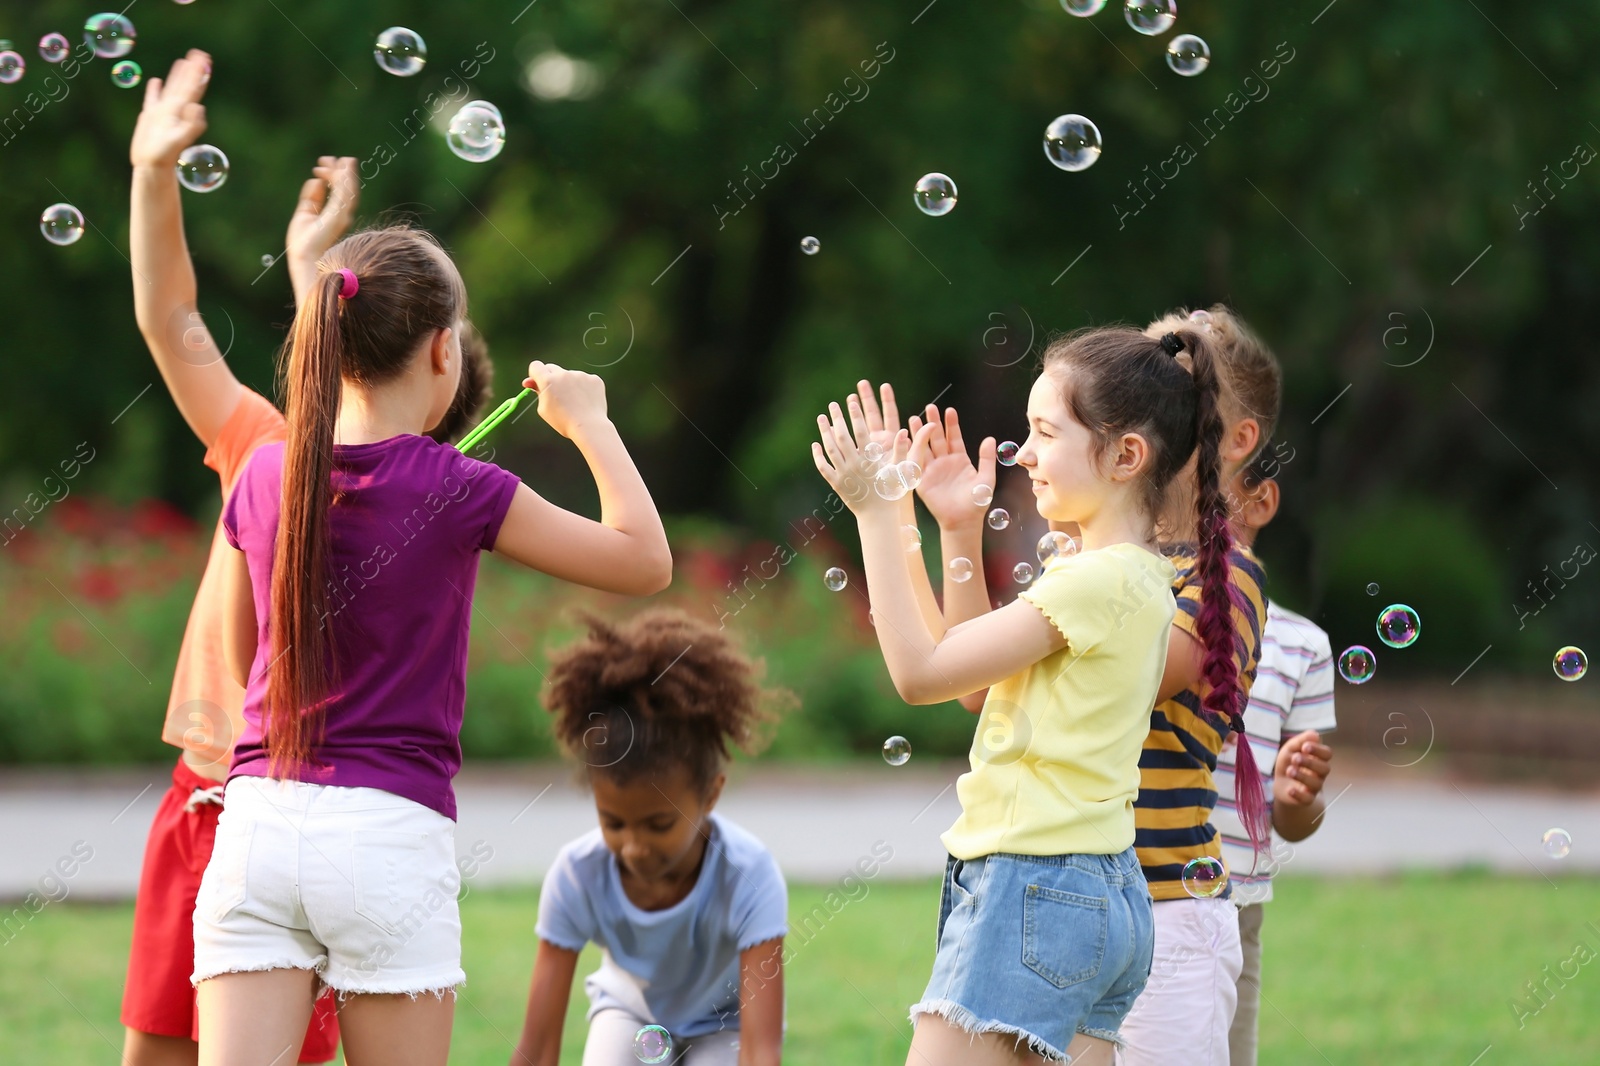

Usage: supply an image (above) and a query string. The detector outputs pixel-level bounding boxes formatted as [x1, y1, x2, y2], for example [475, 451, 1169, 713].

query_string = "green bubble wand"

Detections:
[454, 386, 536, 454]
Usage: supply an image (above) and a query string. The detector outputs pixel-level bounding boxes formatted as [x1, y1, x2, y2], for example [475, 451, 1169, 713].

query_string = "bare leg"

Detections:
[337, 990, 455, 1066]
[196, 969, 317, 1066]
[122, 1029, 199, 1066]
[906, 1013, 1056, 1066]
[1063, 1033, 1116, 1066]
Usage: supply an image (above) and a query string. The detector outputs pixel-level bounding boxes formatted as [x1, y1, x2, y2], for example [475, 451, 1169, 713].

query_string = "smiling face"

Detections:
[1015, 367, 1116, 524]
[590, 765, 724, 888]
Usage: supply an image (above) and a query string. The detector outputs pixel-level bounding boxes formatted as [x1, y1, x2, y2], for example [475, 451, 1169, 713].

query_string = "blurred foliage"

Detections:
[1, 0, 1597, 680]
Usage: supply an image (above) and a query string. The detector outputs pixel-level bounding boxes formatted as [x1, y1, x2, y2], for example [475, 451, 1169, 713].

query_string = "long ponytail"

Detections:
[1183, 327, 1271, 856]
[265, 271, 345, 778]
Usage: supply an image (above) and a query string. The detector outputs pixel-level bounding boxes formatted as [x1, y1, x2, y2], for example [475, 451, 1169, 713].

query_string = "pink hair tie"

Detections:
[336, 268, 360, 299]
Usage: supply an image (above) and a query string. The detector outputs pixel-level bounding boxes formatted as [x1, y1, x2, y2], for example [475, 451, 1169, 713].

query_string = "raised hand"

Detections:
[129, 49, 212, 169]
[905, 404, 997, 531]
[524, 361, 609, 440]
[814, 396, 936, 516]
[286, 156, 360, 266]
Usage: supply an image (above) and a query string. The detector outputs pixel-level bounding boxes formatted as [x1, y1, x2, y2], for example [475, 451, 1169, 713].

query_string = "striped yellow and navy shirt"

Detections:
[1133, 544, 1268, 901]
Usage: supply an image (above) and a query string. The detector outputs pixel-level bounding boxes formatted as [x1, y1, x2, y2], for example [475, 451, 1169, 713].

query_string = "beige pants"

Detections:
[1229, 903, 1265, 1066]
[580, 1007, 741, 1066]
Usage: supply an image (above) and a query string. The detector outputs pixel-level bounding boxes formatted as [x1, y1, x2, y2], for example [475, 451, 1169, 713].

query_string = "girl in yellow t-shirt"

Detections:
[811, 324, 1242, 1066]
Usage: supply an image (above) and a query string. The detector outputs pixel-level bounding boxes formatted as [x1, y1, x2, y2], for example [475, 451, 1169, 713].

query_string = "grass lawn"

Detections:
[5, 873, 1599, 1063]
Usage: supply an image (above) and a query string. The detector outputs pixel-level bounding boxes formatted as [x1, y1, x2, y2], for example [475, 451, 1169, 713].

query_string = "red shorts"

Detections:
[122, 757, 340, 1061]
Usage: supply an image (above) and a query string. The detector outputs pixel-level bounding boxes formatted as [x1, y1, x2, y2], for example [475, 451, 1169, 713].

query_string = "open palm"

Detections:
[908, 405, 997, 530]
[128, 49, 211, 169]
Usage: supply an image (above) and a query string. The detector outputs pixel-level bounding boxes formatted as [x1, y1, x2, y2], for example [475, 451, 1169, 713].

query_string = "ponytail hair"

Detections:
[265, 227, 466, 778]
[1041, 324, 1270, 855]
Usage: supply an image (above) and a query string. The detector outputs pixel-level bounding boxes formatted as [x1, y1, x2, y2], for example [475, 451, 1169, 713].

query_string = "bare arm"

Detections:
[491, 363, 671, 595]
[738, 938, 785, 1066]
[509, 940, 579, 1066]
[1156, 624, 1205, 703]
[1273, 730, 1333, 842]
[129, 50, 241, 448]
[221, 546, 256, 690]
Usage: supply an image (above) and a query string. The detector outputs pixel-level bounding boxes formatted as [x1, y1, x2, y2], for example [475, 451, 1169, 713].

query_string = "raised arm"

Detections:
[509, 940, 579, 1066]
[490, 362, 672, 596]
[284, 156, 360, 306]
[129, 49, 240, 447]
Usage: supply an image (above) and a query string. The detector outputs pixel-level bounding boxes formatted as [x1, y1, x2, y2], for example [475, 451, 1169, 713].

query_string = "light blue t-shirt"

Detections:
[536, 813, 788, 1038]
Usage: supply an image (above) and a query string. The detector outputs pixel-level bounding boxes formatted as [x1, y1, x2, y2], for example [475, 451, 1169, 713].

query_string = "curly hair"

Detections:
[543, 609, 789, 794]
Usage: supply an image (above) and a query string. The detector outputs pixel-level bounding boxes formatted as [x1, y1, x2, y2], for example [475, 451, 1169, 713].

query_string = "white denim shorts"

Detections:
[191, 775, 465, 1000]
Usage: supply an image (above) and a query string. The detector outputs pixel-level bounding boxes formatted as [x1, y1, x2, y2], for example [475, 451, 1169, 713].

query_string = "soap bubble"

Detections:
[997, 441, 1019, 466]
[1188, 308, 1212, 328]
[873, 466, 909, 501]
[260, 254, 275, 269]
[903, 524, 922, 552]
[1553, 646, 1587, 681]
[39, 33, 70, 63]
[1124, 0, 1176, 35]
[863, 441, 885, 465]
[896, 460, 922, 491]
[1181, 856, 1226, 898]
[1037, 531, 1075, 564]
[1366, 582, 1380, 596]
[949, 557, 974, 583]
[39, 204, 85, 247]
[1165, 34, 1210, 76]
[1043, 114, 1103, 172]
[0, 50, 22, 84]
[374, 27, 427, 77]
[1542, 828, 1572, 860]
[1013, 562, 1035, 584]
[882, 735, 912, 766]
[84, 13, 136, 59]
[1061, 0, 1108, 14]
[176, 145, 229, 193]
[913, 173, 958, 217]
[987, 508, 1010, 531]
[111, 59, 142, 88]
[447, 101, 506, 163]
[1376, 604, 1420, 649]
[824, 567, 848, 593]
[800, 236, 820, 255]
[633, 1025, 672, 1064]
[1337, 645, 1376, 685]
[971, 484, 994, 507]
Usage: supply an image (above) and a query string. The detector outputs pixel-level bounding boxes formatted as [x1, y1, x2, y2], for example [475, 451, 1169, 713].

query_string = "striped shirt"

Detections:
[1133, 545, 1267, 901]
[1213, 601, 1337, 905]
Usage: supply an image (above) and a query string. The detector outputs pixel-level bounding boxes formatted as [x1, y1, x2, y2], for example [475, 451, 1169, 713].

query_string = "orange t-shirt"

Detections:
[160, 388, 286, 781]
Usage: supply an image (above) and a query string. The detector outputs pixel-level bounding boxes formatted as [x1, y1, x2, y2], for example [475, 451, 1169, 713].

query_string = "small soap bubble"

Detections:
[1061, 0, 1108, 14]
[987, 508, 1010, 531]
[824, 567, 848, 593]
[949, 557, 974, 583]
[1376, 604, 1420, 649]
[903, 524, 922, 553]
[1181, 856, 1226, 898]
[1553, 646, 1587, 681]
[633, 1024, 673, 1064]
[40, 203, 84, 246]
[0, 50, 23, 84]
[1124, 0, 1177, 35]
[1188, 308, 1212, 328]
[971, 484, 994, 508]
[1337, 645, 1376, 685]
[1165, 33, 1210, 76]
[896, 460, 922, 491]
[447, 101, 506, 163]
[260, 254, 275, 269]
[882, 735, 912, 766]
[997, 440, 1019, 466]
[111, 59, 142, 88]
[84, 13, 136, 59]
[39, 33, 70, 63]
[914, 172, 958, 217]
[1366, 582, 1380, 596]
[1543, 828, 1572, 859]
[873, 466, 909, 501]
[1037, 531, 1075, 564]
[1013, 562, 1035, 584]
[800, 235, 820, 256]
[863, 441, 886, 464]
[1043, 114, 1103, 172]
[177, 145, 229, 192]
[374, 27, 427, 77]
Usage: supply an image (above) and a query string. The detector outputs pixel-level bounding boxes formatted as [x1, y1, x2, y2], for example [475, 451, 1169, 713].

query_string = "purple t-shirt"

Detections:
[222, 434, 522, 820]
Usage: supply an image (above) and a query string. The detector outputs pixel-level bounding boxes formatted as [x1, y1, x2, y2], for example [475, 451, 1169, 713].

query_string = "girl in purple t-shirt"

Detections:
[195, 225, 671, 1066]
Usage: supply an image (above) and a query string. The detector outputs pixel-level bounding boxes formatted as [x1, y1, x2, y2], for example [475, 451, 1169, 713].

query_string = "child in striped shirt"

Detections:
[1212, 445, 1336, 1066]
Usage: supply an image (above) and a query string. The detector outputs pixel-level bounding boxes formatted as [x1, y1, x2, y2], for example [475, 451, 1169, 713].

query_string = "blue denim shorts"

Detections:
[910, 848, 1154, 1061]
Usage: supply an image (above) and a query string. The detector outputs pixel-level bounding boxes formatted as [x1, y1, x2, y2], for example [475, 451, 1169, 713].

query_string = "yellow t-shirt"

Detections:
[941, 543, 1178, 860]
